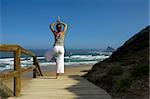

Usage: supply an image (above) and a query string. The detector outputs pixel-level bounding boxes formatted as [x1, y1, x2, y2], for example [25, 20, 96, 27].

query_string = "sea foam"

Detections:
[0, 53, 111, 71]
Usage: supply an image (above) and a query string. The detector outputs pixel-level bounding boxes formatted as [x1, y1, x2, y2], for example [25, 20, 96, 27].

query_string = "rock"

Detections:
[104, 47, 115, 52]
[83, 26, 149, 98]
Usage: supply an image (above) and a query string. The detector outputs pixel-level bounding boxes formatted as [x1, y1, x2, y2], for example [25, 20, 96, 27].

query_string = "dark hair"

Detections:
[56, 23, 62, 31]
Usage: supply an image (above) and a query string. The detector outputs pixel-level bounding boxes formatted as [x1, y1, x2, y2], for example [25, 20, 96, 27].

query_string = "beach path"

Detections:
[8, 75, 111, 99]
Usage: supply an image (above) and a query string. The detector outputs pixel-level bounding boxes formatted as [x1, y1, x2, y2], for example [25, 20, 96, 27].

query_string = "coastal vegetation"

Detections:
[83, 26, 149, 98]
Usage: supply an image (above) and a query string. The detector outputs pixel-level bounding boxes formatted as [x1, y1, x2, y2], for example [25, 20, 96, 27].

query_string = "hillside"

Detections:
[104, 46, 115, 52]
[83, 26, 149, 98]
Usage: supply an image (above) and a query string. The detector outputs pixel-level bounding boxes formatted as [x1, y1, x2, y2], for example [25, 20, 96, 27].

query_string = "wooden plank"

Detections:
[33, 57, 37, 78]
[0, 65, 36, 80]
[21, 65, 36, 73]
[0, 44, 18, 51]
[0, 44, 35, 56]
[8, 76, 112, 99]
[0, 44, 20, 47]
[20, 47, 35, 57]
[33, 56, 43, 76]
[0, 44, 20, 48]
[0, 70, 18, 80]
[14, 48, 21, 96]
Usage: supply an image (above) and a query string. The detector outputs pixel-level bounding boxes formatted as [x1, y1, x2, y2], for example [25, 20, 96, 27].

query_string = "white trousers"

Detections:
[45, 46, 65, 73]
[53, 46, 64, 73]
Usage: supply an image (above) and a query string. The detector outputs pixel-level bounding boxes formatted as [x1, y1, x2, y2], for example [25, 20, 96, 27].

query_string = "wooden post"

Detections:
[35, 57, 43, 76]
[14, 48, 21, 96]
[33, 56, 37, 78]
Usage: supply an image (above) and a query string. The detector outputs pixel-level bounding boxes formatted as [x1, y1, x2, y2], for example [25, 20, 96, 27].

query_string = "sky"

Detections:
[0, 0, 149, 49]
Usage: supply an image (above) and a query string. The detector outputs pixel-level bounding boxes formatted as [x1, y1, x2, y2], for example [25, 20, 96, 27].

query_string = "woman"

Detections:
[45, 17, 67, 79]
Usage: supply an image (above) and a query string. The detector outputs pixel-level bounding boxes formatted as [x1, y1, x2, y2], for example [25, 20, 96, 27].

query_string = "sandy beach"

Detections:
[3, 64, 93, 91]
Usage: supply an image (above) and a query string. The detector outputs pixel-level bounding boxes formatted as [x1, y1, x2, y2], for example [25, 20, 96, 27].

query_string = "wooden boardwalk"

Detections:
[8, 75, 112, 99]
[1, 44, 111, 99]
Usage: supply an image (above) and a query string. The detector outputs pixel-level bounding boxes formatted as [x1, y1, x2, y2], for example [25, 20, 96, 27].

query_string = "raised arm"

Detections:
[60, 22, 67, 32]
[50, 22, 57, 33]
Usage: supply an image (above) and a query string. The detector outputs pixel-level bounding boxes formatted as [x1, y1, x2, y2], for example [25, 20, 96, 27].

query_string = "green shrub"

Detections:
[111, 66, 123, 75]
[131, 64, 149, 78]
[0, 89, 9, 98]
[116, 75, 132, 91]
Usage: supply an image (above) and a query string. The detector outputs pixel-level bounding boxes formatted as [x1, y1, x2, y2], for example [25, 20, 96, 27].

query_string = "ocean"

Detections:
[0, 49, 112, 71]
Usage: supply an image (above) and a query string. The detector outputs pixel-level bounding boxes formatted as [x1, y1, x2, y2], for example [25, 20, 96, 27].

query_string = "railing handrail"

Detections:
[0, 44, 36, 56]
[0, 44, 43, 96]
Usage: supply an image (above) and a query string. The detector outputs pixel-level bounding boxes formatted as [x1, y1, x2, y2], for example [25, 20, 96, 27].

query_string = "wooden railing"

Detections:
[0, 44, 43, 96]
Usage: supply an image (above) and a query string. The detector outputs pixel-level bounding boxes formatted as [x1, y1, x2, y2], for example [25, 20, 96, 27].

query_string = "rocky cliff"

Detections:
[83, 26, 149, 98]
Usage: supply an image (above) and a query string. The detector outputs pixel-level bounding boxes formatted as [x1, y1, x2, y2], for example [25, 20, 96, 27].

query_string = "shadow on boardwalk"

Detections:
[8, 75, 112, 99]
[65, 75, 112, 99]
